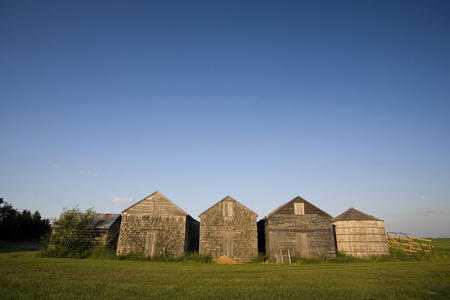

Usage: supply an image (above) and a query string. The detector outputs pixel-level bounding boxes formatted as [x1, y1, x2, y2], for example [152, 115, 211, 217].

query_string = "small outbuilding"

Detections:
[258, 196, 336, 261]
[199, 196, 258, 262]
[333, 207, 389, 257]
[91, 213, 122, 245]
[116, 191, 199, 257]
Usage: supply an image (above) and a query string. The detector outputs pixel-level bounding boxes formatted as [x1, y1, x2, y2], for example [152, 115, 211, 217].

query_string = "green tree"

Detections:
[48, 207, 98, 258]
[0, 198, 50, 242]
[16, 209, 33, 241]
[32, 211, 50, 241]
[0, 198, 18, 241]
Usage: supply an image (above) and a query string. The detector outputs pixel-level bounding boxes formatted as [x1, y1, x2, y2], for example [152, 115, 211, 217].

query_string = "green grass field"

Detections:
[430, 238, 450, 251]
[1, 240, 450, 299]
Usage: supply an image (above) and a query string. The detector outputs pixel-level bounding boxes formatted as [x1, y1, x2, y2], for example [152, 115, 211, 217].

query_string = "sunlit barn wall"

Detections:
[116, 191, 199, 257]
[333, 208, 389, 257]
[199, 196, 258, 262]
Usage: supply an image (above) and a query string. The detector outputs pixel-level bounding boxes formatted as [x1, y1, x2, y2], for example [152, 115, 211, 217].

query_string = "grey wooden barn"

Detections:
[116, 191, 199, 257]
[258, 196, 336, 261]
[333, 207, 389, 257]
[199, 196, 258, 262]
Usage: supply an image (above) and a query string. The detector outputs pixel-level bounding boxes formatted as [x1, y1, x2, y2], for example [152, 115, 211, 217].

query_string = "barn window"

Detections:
[223, 201, 233, 217]
[294, 202, 305, 215]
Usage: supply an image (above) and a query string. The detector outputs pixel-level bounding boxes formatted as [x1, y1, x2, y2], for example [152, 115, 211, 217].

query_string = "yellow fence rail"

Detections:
[386, 233, 434, 254]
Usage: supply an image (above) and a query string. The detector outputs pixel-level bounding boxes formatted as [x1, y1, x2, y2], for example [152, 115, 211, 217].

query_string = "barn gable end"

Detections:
[199, 196, 258, 262]
[260, 196, 336, 259]
[116, 191, 199, 257]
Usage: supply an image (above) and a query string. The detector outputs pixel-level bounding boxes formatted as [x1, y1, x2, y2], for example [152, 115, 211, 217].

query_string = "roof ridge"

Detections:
[122, 191, 189, 216]
[333, 207, 382, 222]
[262, 196, 332, 220]
[199, 195, 257, 217]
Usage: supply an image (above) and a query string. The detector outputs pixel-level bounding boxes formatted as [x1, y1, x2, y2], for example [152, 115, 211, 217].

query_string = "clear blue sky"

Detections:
[1, 1, 449, 237]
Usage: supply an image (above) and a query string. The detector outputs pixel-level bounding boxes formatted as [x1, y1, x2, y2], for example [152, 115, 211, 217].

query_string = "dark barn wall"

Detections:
[257, 219, 266, 254]
[264, 197, 336, 258]
[186, 216, 200, 252]
[199, 196, 258, 262]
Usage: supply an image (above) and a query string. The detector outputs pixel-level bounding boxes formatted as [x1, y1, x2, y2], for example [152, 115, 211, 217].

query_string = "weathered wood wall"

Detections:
[116, 192, 199, 256]
[333, 220, 389, 257]
[262, 197, 336, 259]
[199, 196, 258, 262]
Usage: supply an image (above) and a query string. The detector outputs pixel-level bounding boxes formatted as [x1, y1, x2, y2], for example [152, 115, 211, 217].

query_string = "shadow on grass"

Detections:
[0, 242, 45, 253]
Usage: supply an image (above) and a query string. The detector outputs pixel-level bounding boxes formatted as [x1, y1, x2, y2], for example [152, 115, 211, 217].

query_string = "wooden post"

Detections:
[407, 237, 411, 255]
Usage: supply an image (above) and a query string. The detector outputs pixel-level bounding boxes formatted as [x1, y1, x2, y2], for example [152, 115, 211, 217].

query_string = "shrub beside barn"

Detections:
[258, 196, 336, 261]
[333, 207, 389, 257]
[116, 191, 199, 257]
[50, 213, 121, 246]
[199, 196, 258, 262]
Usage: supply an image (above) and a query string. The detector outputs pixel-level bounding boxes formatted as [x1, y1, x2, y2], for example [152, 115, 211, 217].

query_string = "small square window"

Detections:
[294, 202, 304, 215]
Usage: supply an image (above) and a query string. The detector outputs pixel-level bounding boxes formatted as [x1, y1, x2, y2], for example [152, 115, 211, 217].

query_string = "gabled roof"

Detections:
[199, 195, 258, 217]
[333, 207, 382, 222]
[93, 213, 121, 228]
[262, 196, 332, 220]
[122, 191, 189, 216]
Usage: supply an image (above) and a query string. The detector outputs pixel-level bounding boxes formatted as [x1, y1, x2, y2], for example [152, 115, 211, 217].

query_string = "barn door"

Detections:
[223, 235, 234, 257]
[296, 233, 309, 257]
[145, 232, 157, 257]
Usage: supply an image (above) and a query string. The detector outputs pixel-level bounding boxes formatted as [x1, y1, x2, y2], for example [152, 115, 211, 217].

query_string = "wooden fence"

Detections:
[386, 232, 434, 254]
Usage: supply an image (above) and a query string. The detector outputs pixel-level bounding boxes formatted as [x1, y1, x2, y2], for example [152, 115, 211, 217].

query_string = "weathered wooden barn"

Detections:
[333, 207, 389, 257]
[199, 196, 258, 262]
[258, 196, 336, 261]
[116, 191, 199, 257]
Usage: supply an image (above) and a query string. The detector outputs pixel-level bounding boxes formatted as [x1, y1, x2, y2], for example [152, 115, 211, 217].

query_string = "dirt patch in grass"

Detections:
[214, 255, 240, 264]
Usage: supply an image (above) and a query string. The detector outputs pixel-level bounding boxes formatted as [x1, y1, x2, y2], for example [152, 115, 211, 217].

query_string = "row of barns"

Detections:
[90, 191, 390, 262]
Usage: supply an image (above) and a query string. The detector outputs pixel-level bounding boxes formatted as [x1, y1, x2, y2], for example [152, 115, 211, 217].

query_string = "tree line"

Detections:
[0, 198, 50, 242]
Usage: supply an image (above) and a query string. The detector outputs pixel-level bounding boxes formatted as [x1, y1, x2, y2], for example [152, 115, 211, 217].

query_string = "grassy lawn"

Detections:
[1, 240, 450, 299]
[431, 238, 450, 251]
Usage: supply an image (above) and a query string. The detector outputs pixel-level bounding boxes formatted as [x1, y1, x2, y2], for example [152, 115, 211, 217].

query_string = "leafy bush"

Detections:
[40, 207, 98, 258]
